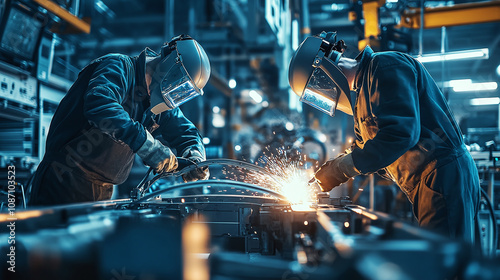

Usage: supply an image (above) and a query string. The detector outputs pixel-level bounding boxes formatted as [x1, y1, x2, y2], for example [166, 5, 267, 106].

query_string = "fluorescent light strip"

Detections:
[470, 97, 500, 106]
[447, 79, 472, 88]
[453, 82, 498, 92]
[416, 48, 489, 63]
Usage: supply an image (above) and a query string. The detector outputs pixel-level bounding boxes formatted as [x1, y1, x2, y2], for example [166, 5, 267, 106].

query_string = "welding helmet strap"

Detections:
[317, 31, 345, 64]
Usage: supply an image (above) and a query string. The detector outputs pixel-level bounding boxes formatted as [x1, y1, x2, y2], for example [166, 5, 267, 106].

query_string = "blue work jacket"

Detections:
[351, 46, 469, 200]
[42, 48, 205, 184]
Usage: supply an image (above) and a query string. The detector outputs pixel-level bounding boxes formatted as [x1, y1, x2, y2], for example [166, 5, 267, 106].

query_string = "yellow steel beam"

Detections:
[399, 1, 500, 29]
[364, 1, 381, 37]
[359, 1, 381, 50]
[33, 0, 91, 34]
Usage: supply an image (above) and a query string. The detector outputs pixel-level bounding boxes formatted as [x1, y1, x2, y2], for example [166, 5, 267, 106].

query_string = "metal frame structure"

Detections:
[33, 0, 91, 33]
[399, 1, 500, 29]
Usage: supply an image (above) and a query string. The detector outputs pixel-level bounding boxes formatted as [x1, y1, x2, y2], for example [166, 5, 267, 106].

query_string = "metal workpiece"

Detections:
[0, 158, 495, 279]
[316, 207, 467, 280]
[317, 193, 352, 207]
[0, 193, 490, 280]
[136, 179, 288, 203]
[131, 158, 285, 199]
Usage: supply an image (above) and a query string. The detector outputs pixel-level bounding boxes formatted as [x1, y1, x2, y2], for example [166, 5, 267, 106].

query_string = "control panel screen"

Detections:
[0, 7, 42, 60]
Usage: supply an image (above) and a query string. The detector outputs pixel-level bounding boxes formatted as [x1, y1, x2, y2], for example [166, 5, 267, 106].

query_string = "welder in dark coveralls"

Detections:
[30, 35, 210, 206]
[288, 32, 480, 242]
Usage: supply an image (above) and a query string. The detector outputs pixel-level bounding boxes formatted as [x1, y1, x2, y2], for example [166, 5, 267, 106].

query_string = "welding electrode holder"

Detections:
[308, 177, 317, 185]
[130, 157, 198, 199]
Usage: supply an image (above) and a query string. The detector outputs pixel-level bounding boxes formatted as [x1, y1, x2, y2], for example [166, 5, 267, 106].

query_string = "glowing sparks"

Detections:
[222, 146, 319, 205]
[291, 204, 315, 211]
[278, 170, 312, 204]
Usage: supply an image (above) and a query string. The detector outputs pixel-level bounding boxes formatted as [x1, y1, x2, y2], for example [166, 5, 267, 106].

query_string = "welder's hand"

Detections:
[182, 151, 210, 182]
[314, 154, 360, 192]
[137, 131, 178, 174]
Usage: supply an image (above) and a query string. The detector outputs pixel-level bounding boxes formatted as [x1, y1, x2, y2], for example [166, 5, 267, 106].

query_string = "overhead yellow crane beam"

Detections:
[33, 0, 91, 34]
[358, 1, 382, 50]
[398, 1, 500, 29]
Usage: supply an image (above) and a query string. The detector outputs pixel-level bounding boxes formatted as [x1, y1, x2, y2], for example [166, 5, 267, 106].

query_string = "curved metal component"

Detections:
[134, 179, 288, 204]
[136, 158, 284, 198]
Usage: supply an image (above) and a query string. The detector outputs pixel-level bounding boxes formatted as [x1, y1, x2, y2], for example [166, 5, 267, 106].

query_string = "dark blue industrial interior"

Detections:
[0, 1, 499, 279]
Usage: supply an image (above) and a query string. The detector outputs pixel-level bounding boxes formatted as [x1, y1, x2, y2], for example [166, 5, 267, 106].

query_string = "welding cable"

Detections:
[142, 157, 198, 193]
[23, 171, 36, 207]
[134, 157, 196, 197]
[19, 183, 26, 209]
[480, 188, 498, 255]
[0, 182, 26, 209]
[135, 167, 154, 196]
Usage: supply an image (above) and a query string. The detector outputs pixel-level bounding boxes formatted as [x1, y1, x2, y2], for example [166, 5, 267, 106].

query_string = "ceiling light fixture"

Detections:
[416, 48, 489, 63]
[446, 79, 472, 88]
[452, 81, 497, 92]
[248, 90, 263, 103]
[470, 97, 500, 106]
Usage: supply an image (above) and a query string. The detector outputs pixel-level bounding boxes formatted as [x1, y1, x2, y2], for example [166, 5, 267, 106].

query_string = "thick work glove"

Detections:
[136, 131, 178, 174]
[315, 153, 360, 192]
[182, 150, 210, 182]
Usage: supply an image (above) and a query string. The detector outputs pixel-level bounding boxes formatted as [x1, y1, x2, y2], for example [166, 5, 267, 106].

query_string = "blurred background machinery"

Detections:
[0, 0, 499, 275]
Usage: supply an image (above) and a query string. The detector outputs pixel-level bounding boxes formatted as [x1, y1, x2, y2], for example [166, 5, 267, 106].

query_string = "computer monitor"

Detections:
[0, 6, 43, 61]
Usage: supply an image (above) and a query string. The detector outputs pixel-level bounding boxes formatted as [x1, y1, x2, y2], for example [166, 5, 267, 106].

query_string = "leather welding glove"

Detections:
[315, 153, 360, 192]
[136, 131, 178, 174]
[181, 150, 210, 182]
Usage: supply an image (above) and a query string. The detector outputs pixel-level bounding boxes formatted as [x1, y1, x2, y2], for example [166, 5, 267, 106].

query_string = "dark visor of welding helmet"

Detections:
[289, 32, 352, 117]
[301, 66, 340, 116]
[160, 54, 203, 110]
[300, 52, 350, 116]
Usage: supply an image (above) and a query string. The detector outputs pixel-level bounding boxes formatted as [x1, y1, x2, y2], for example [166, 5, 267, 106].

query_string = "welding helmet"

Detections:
[150, 34, 211, 115]
[288, 32, 353, 116]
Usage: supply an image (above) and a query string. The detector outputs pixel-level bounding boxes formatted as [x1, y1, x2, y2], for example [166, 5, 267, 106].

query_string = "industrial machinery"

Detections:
[1, 159, 499, 280]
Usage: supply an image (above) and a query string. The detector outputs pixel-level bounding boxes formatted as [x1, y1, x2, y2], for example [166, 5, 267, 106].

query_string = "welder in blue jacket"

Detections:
[30, 35, 211, 206]
[288, 32, 480, 242]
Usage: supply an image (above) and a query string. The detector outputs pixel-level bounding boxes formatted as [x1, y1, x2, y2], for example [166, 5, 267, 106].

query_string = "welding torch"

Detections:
[307, 146, 355, 188]
[308, 177, 317, 186]
[131, 157, 198, 199]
